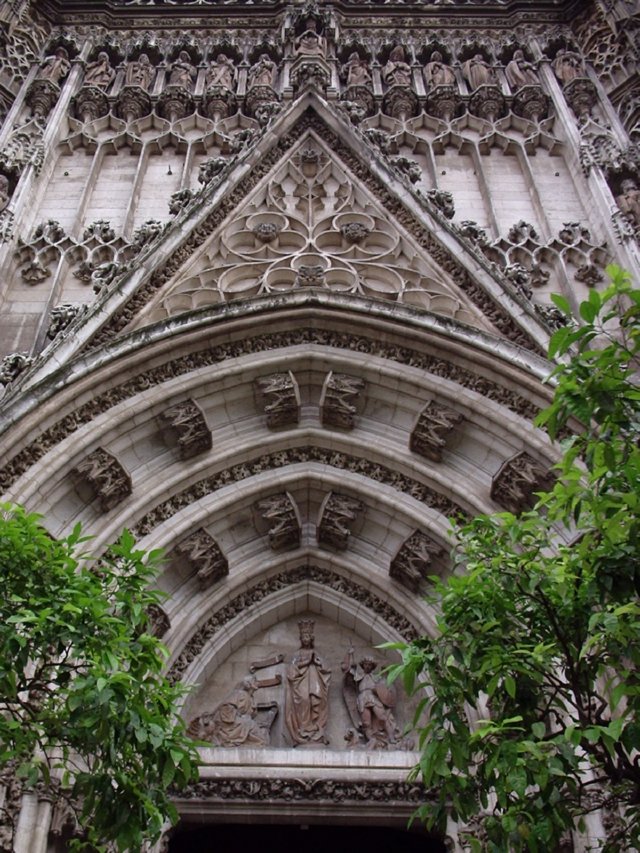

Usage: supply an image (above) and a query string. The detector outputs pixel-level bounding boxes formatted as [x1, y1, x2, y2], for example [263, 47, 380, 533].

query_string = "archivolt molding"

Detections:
[0, 306, 551, 497]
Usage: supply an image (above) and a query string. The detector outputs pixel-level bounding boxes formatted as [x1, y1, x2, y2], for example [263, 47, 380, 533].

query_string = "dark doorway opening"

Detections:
[169, 823, 446, 852]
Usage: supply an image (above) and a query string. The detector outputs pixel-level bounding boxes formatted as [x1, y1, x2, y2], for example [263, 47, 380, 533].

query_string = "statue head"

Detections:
[178, 50, 190, 62]
[349, 52, 360, 62]
[389, 45, 405, 62]
[97, 51, 109, 63]
[298, 618, 315, 648]
[139, 53, 150, 65]
[431, 50, 443, 63]
[217, 53, 228, 64]
[513, 49, 525, 60]
[359, 655, 377, 673]
[621, 178, 638, 194]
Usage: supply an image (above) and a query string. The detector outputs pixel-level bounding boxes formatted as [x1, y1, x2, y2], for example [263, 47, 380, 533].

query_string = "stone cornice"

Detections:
[33, 0, 590, 29]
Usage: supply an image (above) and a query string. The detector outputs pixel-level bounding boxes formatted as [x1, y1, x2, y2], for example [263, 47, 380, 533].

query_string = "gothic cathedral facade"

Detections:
[0, 0, 638, 849]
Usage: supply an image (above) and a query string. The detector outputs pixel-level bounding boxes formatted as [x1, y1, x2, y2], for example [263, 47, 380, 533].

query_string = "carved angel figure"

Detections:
[552, 48, 585, 85]
[295, 18, 326, 57]
[248, 54, 276, 89]
[462, 53, 496, 89]
[84, 52, 116, 89]
[168, 50, 197, 90]
[207, 53, 236, 90]
[285, 620, 331, 746]
[38, 46, 71, 85]
[423, 50, 455, 88]
[342, 646, 398, 749]
[505, 49, 538, 89]
[382, 45, 412, 87]
[125, 53, 154, 90]
[342, 52, 371, 87]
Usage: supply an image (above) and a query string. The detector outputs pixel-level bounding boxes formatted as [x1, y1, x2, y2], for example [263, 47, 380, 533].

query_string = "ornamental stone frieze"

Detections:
[490, 451, 556, 513]
[160, 399, 212, 459]
[390, 530, 445, 593]
[175, 528, 229, 590]
[409, 401, 464, 462]
[73, 448, 132, 512]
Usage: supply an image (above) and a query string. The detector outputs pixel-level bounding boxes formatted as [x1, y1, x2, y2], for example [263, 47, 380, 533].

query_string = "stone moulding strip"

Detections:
[86, 110, 539, 354]
[132, 445, 467, 538]
[174, 777, 429, 804]
[167, 564, 420, 685]
[0, 328, 540, 493]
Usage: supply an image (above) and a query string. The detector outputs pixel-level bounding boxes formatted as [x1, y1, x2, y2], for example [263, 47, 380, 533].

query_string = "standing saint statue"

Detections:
[462, 53, 496, 90]
[423, 50, 455, 88]
[248, 54, 276, 89]
[285, 619, 331, 746]
[84, 52, 116, 89]
[382, 45, 412, 87]
[295, 19, 326, 58]
[38, 46, 71, 86]
[342, 52, 371, 87]
[342, 646, 398, 748]
[168, 50, 197, 90]
[206, 54, 236, 90]
[552, 48, 585, 85]
[125, 53, 154, 90]
[505, 49, 538, 89]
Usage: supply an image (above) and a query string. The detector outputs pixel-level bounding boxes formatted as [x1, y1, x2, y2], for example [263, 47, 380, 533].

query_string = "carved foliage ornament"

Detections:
[73, 448, 132, 512]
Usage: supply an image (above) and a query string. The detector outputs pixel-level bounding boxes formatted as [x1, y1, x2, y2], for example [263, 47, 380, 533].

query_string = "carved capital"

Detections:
[72, 85, 109, 122]
[468, 84, 506, 122]
[390, 531, 444, 592]
[255, 371, 300, 428]
[161, 399, 211, 459]
[157, 85, 195, 121]
[74, 448, 132, 512]
[382, 85, 418, 121]
[491, 452, 555, 513]
[410, 401, 464, 462]
[176, 528, 228, 589]
[114, 86, 152, 121]
[320, 371, 365, 430]
[256, 492, 301, 550]
[317, 492, 363, 550]
[563, 77, 598, 121]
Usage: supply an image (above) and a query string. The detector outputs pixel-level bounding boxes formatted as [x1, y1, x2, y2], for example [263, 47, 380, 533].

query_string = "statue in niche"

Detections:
[505, 49, 539, 89]
[125, 53, 154, 90]
[462, 53, 496, 90]
[248, 54, 277, 89]
[285, 619, 331, 746]
[38, 46, 71, 85]
[0, 174, 10, 211]
[206, 53, 236, 90]
[342, 52, 371, 87]
[187, 676, 277, 747]
[382, 45, 412, 87]
[552, 48, 585, 85]
[168, 50, 197, 90]
[616, 177, 640, 229]
[84, 51, 116, 89]
[295, 18, 326, 58]
[342, 646, 399, 749]
[423, 50, 456, 88]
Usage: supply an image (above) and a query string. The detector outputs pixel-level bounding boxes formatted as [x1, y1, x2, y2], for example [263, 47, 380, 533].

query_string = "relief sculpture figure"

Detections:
[462, 53, 496, 90]
[616, 178, 640, 229]
[188, 676, 276, 747]
[295, 19, 326, 58]
[552, 48, 585, 85]
[285, 619, 331, 746]
[125, 53, 154, 90]
[342, 52, 371, 87]
[342, 646, 398, 749]
[38, 46, 71, 85]
[168, 50, 197, 90]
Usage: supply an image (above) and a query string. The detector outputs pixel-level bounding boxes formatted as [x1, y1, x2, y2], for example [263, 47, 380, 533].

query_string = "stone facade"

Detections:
[0, 0, 638, 850]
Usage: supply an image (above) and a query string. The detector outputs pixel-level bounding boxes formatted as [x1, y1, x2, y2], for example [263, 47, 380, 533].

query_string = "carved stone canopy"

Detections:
[491, 451, 556, 513]
[73, 447, 131, 512]
[175, 528, 229, 589]
[390, 530, 445, 592]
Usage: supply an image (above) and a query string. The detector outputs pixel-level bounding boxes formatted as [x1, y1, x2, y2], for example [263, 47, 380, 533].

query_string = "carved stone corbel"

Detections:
[175, 528, 229, 589]
[317, 492, 363, 550]
[147, 603, 171, 638]
[390, 530, 444, 592]
[490, 452, 555, 513]
[320, 371, 365, 430]
[160, 399, 211, 459]
[255, 371, 300, 428]
[74, 448, 132, 512]
[256, 492, 301, 550]
[410, 401, 464, 462]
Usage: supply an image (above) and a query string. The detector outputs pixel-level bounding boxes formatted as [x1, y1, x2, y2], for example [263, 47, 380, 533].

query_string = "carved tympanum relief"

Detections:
[185, 614, 413, 751]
